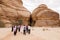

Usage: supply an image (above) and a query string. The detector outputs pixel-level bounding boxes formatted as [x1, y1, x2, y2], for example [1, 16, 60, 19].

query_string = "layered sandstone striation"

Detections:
[0, 1, 60, 27]
[0, 0, 30, 27]
[32, 4, 59, 27]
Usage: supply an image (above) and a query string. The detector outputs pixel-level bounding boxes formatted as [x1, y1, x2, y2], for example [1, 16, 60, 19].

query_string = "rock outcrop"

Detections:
[0, 1, 60, 27]
[32, 4, 59, 27]
[0, 0, 31, 27]
[59, 15, 60, 26]
[59, 15, 60, 19]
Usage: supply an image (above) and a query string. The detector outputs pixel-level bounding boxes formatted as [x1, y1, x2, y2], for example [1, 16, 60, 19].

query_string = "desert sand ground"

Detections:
[0, 27, 60, 40]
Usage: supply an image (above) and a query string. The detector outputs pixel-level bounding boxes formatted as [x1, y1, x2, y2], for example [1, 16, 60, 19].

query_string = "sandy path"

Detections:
[0, 28, 11, 39]
[1, 31, 44, 40]
[0, 27, 60, 40]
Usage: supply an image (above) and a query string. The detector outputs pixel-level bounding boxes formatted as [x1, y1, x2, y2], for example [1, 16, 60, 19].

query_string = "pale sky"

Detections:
[22, 0, 60, 14]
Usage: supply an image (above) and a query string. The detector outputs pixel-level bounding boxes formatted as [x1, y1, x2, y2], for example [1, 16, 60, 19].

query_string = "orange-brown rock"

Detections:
[59, 20, 60, 26]
[59, 15, 60, 26]
[59, 15, 60, 19]
[0, 0, 30, 27]
[32, 4, 59, 27]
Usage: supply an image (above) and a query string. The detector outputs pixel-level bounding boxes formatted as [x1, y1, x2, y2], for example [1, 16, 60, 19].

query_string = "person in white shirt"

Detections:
[13, 25, 17, 36]
[17, 25, 21, 32]
[26, 25, 31, 34]
[25, 25, 31, 34]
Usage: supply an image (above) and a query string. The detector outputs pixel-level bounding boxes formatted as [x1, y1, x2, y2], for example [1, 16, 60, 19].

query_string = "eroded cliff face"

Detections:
[0, 1, 60, 27]
[0, 0, 31, 27]
[32, 4, 59, 27]
[59, 15, 60, 26]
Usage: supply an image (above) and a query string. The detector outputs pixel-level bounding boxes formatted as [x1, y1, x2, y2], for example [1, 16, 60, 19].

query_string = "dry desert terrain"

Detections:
[0, 27, 60, 40]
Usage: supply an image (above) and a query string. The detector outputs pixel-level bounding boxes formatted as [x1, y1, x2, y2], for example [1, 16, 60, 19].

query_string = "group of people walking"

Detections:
[11, 25, 31, 35]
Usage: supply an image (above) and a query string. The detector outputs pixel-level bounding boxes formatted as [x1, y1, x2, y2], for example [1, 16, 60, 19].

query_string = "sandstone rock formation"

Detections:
[32, 4, 59, 27]
[59, 15, 60, 19]
[0, 0, 31, 27]
[59, 15, 60, 26]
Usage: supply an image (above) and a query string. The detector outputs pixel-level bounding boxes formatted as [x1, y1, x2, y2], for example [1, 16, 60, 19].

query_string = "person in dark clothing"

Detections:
[26, 26, 28, 32]
[26, 25, 31, 34]
[18, 27, 20, 32]
[12, 26, 13, 32]
[17, 25, 21, 32]
[23, 25, 26, 35]
[28, 29, 30, 34]
[11, 25, 15, 32]
[14, 28, 17, 36]
[14, 26, 17, 36]
[19, 25, 21, 32]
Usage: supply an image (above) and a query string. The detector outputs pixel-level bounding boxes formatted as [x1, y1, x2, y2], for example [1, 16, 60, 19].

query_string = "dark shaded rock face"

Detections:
[0, 0, 31, 27]
[32, 4, 59, 27]
[59, 20, 60, 26]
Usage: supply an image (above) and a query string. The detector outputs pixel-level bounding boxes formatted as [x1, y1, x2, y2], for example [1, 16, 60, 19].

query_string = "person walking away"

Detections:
[13, 25, 17, 36]
[26, 25, 28, 33]
[17, 25, 21, 32]
[11, 25, 14, 32]
[19, 25, 21, 32]
[28, 26, 31, 34]
[23, 25, 26, 35]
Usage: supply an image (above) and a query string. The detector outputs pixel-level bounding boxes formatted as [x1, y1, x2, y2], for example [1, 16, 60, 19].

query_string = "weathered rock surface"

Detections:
[0, 0, 31, 27]
[0, 1, 60, 27]
[59, 15, 60, 19]
[59, 15, 60, 26]
[32, 4, 59, 27]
